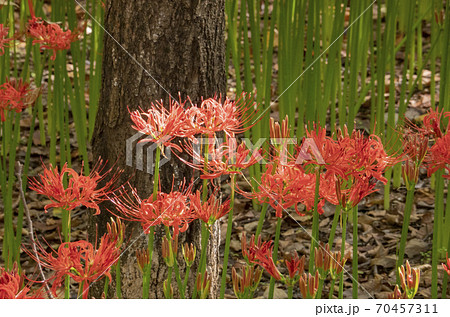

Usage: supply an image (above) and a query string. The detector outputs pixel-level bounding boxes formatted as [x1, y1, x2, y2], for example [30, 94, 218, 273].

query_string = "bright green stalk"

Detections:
[194, 136, 212, 299]
[432, 169, 444, 298]
[255, 203, 269, 239]
[268, 217, 282, 299]
[287, 285, 293, 299]
[329, 278, 336, 299]
[352, 205, 358, 299]
[182, 265, 191, 298]
[220, 174, 236, 298]
[442, 194, 450, 298]
[396, 186, 415, 283]
[115, 260, 122, 299]
[103, 276, 109, 298]
[62, 209, 71, 299]
[143, 146, 161, 298]
[164, 267, 173, 299]
[309, 168, 321, 272]
[328, 205, 341, 247]
[338, 211, 348, 299]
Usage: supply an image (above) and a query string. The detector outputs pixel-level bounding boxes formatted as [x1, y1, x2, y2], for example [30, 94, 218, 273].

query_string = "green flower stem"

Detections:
[78, 281, 85, 299]
[352, 205, 358, 299]
[329, 278, 336, 299]
[268, 217, 282, 299]
[182, 265, 191, 298]
[287, 285, 294, 299]
[338, 211, 348, 299]
[384, 168, 393, 210]
[142, 257, 151, 299]
[103, 277, 109, 298]
[328, 205, 341, 246]
[62, 209, 71, 299]
[316, 278, 325, 299]
[442, 222, 450, 298]
[172, 260, 184, 299]
[442, 187, 450, 298]
[432, 169, 444, 298]
[255, 203, 269, 239]
[220, 174, 236, 298]
[165, 267, 173, 299]
[115, 260, 122, 299]
[143, 146, 161, 299]
[396, 186, 415, 283]
[164, 227, 184, 298]
[309, 168, 321, 272]
[194, 134, 212, 299]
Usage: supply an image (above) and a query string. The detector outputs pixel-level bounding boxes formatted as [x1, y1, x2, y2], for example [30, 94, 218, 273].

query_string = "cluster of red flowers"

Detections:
[0, 24, 13, 56]
[129, 94, 256, 147]
[245, 122, 396, 219]
[29, 160, 122, 215]
[181, 137, 262, 179]
[0, 78, 39, 121]
[424, 109, 450, 178]
[404, 108, 450, 179]
[0, 265, 43, 299]
[111, 184, 231, 236]
[30, 232, 121, 299]
[26, 17, 80, 60]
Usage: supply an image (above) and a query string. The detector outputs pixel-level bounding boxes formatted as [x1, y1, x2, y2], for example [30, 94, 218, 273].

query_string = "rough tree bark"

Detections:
[90, 0, 226, 298]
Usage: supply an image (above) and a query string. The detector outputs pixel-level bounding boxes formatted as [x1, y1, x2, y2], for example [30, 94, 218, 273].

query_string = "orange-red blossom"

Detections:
[0, 265, 43, 299]
[110, 184, 195, 237]
[29, 160, 121, 214]
[31, 234, 120, 298]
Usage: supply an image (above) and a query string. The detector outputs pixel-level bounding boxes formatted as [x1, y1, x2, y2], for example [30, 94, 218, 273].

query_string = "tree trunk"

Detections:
[90, 0, 225, 298]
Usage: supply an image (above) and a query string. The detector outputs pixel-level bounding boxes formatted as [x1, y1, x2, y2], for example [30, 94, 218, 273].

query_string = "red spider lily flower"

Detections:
[190, 190, 230, 225]
[442, 253, 450, 276]
[335, 127, 397, 183]
[398, 260, 420, 299]
[244, 162, 327, 218]
[241, 233, 263, 264]
[28, 160, 122, 215]
[401, 133, 429, 187]
[300, 125, 346, 176]
[0, 265, 43, 299]
[129, 95, 188, 150]
[30, 234, 120, 299]
[26, 17, 80, 60]
[106, 217, 125, 248]
[299, 270, 320, 299]
[180, 138, 263, 179]
[335, 176, 378, 210]
[427, 133, 450, 178]
[110, 183, 195, 237]
[181, 93, 257, 138]
[418, 108, 448, 139]
[284, 252, 305, 281]
[247, 238, 282, 281]
[0, 78, 40, 121]
[0, 24, 13, 56]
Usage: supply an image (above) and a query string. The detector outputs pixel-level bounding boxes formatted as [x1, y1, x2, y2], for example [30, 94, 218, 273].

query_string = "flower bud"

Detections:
[162, 236, 177, 268]
[136, 248, 150, 273]
[182, 242, 196, 267]
[398, 260, 420, 299]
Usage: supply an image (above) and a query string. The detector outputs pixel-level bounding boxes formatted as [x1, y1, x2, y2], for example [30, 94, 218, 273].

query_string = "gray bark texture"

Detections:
[90, 0, 226, 298]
